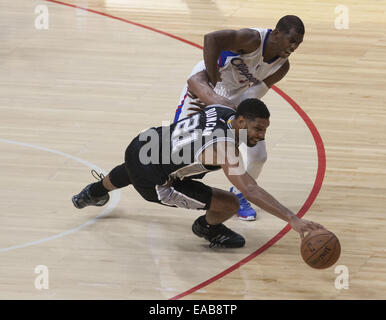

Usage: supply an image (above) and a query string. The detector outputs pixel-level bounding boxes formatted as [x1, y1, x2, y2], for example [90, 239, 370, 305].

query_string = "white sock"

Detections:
[231, 186, 242, 195]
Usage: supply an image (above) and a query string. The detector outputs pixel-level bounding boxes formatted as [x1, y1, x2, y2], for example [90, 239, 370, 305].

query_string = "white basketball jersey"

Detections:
[214, 28, 288, 101]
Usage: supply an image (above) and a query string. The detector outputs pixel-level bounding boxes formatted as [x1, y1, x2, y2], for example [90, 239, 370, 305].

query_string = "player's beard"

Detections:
[247, 138, 259, 147]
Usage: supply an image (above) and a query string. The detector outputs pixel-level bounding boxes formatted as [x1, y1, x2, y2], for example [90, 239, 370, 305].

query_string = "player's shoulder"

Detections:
[240, 28, 261, 38]
[233, 28, 261, 52]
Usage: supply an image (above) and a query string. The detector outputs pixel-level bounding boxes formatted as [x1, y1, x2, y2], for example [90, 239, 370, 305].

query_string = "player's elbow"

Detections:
[187, 74, 202, 97]
[187, 73, 200, 88]
[204, 32, 219, 50]
[203, 33, 213, 45]
[188, 72, 211, 96]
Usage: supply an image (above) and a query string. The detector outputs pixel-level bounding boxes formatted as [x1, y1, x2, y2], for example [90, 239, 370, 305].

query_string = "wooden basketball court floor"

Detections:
[0, 0, 385, 299]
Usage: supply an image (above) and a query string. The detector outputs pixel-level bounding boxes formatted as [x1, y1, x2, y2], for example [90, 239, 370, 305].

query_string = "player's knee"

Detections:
[210, 189, 239, 213]
[109, 163, 131, 188]
[228, 193, 240, 213]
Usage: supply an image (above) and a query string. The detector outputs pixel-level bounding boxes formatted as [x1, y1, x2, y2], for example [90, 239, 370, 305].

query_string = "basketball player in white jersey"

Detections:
[173, 15, 305, 221]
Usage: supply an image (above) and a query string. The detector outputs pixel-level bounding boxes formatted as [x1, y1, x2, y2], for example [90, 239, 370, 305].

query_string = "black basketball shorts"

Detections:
[124, 136, 212, 210]
[132, 178, 212, 210]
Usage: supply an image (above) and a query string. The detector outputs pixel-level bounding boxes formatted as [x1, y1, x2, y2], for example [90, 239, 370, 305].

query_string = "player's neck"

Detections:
[262, 36, 279, 62]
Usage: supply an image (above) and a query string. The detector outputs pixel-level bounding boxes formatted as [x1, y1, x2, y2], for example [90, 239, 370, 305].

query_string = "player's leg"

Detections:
[230, 140, 267, 221]
[173, 60, 206, 123]
[133, 177, 245, 248]
[72, 163, 131, 209]
[72, 133, 155, 209]
[191, 187, 246, 248]
[163, 179, 245, 248]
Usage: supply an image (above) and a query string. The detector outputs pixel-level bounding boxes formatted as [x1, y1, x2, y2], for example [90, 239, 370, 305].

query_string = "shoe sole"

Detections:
[210, 237, 246, 248]
[222, 240, 246, 248]
[238, 215, 256, 221]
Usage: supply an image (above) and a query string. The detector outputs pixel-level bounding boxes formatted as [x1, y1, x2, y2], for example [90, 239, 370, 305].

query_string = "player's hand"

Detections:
[186, 90, 207, 117]
[289, 217, 326, 240]
[187, 106, 204, 117]
[187, 90, 199, 100]
[189, 99, 206, 109]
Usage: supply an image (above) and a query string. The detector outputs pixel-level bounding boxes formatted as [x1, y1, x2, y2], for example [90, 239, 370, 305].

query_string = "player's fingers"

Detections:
[186, 112, 199, 117]
[187, 107, 202, 112]
[307, 224, 317, 231]
[303, 224, 317, 233]
[187, 90, 197, 99]
[304, 220, 323, 230]
[311, 221, 325, 230]
[190, 102, 206, 108]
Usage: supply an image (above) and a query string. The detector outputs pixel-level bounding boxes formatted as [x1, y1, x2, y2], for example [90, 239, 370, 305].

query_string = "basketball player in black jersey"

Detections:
[72, 99, 324, 248]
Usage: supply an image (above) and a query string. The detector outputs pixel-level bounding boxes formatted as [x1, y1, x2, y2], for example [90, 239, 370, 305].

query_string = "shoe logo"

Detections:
[209, 235, 230, 248]
[178, 199, 189, 208]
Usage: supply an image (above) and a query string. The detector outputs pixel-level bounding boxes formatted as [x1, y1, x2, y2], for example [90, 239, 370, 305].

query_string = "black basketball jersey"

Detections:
[131, 105, 237, 185]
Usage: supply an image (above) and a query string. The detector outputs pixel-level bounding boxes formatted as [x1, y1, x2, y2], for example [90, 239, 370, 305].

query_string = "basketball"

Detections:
[300, 229, 341, 269]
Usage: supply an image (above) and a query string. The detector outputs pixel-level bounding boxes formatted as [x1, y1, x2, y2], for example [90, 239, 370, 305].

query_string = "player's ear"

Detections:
[271, 29, 283, 41]
[271, 29, 280, 36]
[235, 115, 247, 129]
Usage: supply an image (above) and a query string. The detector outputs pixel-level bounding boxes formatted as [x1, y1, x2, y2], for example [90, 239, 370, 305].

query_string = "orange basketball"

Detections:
[300, 229, 341, 269]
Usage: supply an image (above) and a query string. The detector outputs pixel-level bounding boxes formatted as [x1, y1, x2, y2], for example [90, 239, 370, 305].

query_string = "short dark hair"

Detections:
[276, 15, 305, 35]
[236, 98, 270, 120]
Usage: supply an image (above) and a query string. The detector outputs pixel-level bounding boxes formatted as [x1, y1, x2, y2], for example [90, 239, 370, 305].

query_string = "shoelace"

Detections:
[91, 169, 105, 181]
[239, 196, 252, 209]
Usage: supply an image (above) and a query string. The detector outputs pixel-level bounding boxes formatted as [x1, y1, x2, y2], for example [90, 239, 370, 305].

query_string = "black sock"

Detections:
[198, 215, 212, 228]
[89, 181, 109, 197]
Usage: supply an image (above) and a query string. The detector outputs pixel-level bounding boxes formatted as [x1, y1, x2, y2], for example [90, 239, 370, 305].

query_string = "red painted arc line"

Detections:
[44, 0, 326, 300]
[45, 0, 203, 50]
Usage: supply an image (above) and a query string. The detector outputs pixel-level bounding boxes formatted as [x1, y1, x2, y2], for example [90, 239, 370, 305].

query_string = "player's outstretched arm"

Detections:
[215, 142, 324, 238]
[203, 28, 261, 86]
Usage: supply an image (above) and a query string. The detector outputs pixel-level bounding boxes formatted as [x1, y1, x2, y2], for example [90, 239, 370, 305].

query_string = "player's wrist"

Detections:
[288, 214, 300, 224]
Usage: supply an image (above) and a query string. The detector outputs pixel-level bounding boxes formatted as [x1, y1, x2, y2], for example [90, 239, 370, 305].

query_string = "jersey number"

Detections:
[171, 114, 200, 153]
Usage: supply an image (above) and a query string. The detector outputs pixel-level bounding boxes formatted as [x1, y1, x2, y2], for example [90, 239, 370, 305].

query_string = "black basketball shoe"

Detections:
[192, 216, 245, 248]
[72, 184, 110, 209]
[72, 170, 110, 209]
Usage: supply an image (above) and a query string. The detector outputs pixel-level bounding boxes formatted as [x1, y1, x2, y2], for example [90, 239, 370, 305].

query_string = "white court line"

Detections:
[0, 138, 121, 253]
